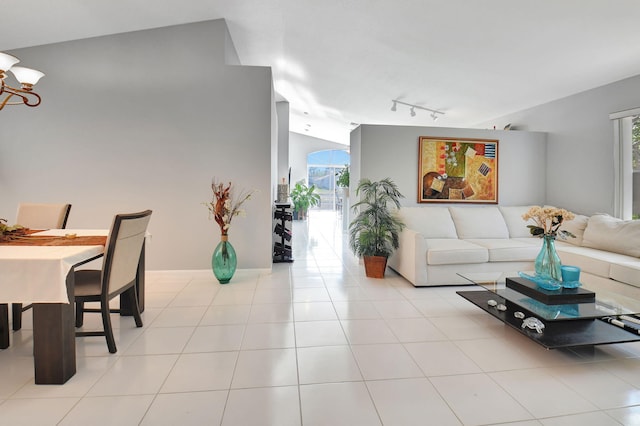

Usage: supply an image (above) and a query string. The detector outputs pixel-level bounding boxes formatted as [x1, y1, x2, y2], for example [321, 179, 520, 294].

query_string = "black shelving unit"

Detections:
[273, 202, 293, 263]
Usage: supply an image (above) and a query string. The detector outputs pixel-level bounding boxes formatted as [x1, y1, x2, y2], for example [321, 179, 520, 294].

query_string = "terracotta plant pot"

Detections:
[363, 255, 387, 278]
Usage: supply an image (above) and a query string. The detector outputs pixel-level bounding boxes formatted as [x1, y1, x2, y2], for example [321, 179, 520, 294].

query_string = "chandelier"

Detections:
[0, 52, 45, 111]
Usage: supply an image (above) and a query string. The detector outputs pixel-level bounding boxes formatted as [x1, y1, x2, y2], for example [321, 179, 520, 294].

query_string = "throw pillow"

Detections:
[499, 206, 536, 238]
[582, 214, 640, 257]
[395, 207, 458, 239]
[559, 213, 589, 246]
[449, 206, 509, 239]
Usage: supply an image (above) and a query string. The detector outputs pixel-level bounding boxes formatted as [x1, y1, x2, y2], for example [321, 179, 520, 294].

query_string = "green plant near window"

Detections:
[349, 178, 405, 278]
[290, 180, 321, 220]
[335, 165, 350, 188]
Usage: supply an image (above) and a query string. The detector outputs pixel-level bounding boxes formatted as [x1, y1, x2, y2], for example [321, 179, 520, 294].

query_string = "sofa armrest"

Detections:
[388, 227, 427, 286]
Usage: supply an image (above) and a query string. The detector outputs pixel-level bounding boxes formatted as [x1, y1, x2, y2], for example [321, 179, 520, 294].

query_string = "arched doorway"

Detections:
[307, 149, 350, 212]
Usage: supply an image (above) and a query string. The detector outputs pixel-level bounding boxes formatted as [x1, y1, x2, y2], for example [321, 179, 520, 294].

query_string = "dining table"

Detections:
[0, 229, 147, 384]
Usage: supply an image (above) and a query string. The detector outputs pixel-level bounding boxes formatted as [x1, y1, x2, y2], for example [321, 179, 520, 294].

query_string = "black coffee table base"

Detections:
[458, 290, 640, 349]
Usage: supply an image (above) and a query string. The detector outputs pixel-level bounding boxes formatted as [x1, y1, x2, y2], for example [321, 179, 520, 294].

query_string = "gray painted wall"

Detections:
[350, 125, 547, 209]
[0, 20, 276, 270]
[476, 73, 640, 216]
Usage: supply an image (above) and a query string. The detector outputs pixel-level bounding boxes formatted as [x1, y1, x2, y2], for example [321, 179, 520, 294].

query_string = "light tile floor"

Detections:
[2, 210, 640, 425]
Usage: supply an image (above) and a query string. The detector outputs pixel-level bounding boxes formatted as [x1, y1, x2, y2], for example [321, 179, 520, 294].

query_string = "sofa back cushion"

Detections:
[449, 206, 509, 239]
[582, 214, 640, 257]
[499, 206, 536, 238]
[559, 213, 589, 246]
[396, 207, 458, 238]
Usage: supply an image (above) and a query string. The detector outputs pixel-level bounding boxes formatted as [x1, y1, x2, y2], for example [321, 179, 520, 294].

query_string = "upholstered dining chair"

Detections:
[12, 203, 72, 331]
[16, 203, 71, 230]
[74, 210, 151, 353]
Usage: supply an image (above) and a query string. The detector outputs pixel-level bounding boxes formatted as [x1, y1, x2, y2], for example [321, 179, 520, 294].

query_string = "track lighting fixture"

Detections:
[390, 99, 444, 121]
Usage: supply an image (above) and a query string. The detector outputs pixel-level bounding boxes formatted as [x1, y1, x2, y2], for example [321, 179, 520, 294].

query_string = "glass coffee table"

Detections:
[457, 272, 640, 349]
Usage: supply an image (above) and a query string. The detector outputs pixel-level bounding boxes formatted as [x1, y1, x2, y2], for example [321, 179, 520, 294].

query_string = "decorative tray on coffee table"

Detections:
[506, 276, 595, 305]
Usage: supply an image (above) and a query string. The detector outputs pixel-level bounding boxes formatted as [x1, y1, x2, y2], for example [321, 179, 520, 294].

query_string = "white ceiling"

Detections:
[3, 0, 640, 144]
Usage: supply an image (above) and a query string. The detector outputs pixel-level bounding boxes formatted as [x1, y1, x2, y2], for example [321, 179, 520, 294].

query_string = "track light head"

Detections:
[410, 107, 416, 117]
[391, 101, 397, 112]
[431, 112, 439, 121]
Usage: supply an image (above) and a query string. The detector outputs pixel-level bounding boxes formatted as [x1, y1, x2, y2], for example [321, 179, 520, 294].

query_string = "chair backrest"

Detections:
[16, 203, 71, 229]
[102, 210, 152, 296]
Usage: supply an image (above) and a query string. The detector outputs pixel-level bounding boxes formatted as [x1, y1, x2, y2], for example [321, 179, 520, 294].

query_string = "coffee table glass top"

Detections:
[457, 272, 640, 321]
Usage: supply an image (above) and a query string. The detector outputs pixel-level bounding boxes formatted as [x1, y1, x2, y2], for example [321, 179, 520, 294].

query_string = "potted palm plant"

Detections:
[335, 165, 350, 196]
[290, 180, 321, 220]
[335, 165, 350, 230]
[349, 178, 405, 278]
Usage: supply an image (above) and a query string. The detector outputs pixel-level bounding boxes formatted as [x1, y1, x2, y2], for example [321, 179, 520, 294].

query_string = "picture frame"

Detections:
[418, 136, 498, 204]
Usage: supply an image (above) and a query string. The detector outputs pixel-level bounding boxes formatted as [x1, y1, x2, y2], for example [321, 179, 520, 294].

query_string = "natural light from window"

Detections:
[307, 149, 350, 212]
[611, 108, 640, 220]
[633, 116, 639, 219]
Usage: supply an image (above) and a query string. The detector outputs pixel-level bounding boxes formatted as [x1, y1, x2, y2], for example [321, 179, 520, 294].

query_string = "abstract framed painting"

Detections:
[418, 136, 498, 203]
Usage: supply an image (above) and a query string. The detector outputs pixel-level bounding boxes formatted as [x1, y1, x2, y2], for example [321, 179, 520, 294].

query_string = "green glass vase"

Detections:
[534, 234, 562, 288]
[212, 235, 237, 284]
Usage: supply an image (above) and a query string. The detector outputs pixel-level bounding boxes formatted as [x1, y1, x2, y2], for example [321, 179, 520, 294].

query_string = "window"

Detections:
[633, 116, 640, 219]
[307, 150, 350, 211]
[611, 107, 640, 219]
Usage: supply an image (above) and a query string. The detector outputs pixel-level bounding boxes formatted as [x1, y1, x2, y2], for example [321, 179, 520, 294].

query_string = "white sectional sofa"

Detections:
[554, 212, 640, 298]
[388, 205, 640, 295]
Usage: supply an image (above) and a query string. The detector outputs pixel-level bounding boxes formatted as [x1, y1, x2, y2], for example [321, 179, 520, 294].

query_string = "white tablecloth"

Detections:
[0, 230, 107, 304]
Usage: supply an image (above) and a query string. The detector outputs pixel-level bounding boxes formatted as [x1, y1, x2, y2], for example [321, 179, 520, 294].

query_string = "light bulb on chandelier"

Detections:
[0, 52, 45, 111]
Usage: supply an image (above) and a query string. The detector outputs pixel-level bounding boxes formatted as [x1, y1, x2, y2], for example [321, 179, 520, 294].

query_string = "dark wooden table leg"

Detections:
[121, 241, 145, 315]
[32, 272, 76, 384]
[12, 303, 23, 331]
[0, 303, 9, 349]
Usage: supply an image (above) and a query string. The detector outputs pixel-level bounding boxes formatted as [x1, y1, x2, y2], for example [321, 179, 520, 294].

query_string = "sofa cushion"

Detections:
[449, 206, 509, 239]
[610, 262, 640, 288]
[560, 213, 589, 246]
[426, 239, 488, 265]
[499, 206, 536, 238]
[396, 207, 458, 239]
[582, 214, 640, 257]
[466, 238, 541, 262]
[512, 237, 543, 246]
[554, 245, 635, 278]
